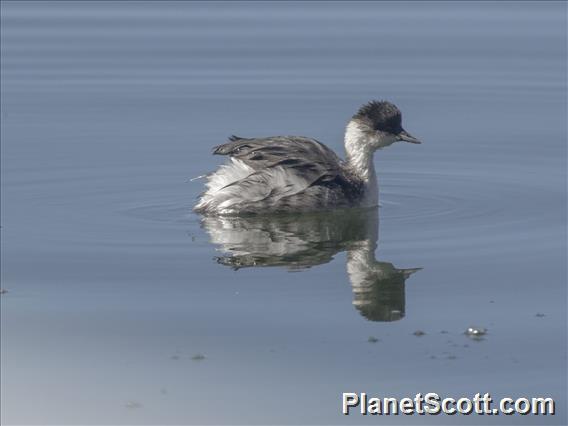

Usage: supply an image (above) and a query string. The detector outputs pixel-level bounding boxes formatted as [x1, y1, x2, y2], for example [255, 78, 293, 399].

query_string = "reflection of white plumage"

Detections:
[200, 208, 421, 321]
[195, 101, 420, 215]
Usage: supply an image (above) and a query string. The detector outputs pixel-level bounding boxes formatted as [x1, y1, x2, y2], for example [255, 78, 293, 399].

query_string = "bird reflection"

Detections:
[200, 208, 420, 322]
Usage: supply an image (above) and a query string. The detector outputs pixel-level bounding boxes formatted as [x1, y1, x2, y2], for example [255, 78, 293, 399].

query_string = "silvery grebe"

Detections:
[194, 100, 421, 215]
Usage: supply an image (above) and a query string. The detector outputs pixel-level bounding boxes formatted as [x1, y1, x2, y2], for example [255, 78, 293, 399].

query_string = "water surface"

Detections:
[1, 1, 566, 424]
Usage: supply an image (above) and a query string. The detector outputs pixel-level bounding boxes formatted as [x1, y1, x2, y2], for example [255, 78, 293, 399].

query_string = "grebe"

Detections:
[194, 100, 421, 215]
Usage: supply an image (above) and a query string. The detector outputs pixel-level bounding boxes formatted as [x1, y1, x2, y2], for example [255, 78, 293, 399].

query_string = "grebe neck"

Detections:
[344, 121, 378, 206]
[344, 121, 377, 182]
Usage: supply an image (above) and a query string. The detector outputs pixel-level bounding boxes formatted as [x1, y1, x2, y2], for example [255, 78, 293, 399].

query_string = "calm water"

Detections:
[1, 1, 566, 424]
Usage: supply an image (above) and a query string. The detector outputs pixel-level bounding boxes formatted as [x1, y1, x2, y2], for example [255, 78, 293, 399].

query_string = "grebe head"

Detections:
[346, 100, 421, 153]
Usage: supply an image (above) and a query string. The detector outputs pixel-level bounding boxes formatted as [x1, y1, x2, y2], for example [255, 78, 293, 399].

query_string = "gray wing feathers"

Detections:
[196, 135, 355, 215]
[213, 135, 342, 171]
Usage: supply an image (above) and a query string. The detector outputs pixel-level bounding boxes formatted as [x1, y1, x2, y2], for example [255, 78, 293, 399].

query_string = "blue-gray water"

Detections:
[1, 1, 566, 424]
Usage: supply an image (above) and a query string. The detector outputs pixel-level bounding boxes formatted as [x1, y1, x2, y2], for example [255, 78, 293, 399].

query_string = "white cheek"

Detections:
[375, 132, 396, 148]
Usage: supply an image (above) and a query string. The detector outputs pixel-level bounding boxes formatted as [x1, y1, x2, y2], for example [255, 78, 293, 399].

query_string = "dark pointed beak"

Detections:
[398, 129, 421, 144]
[398, 267, 423, 279]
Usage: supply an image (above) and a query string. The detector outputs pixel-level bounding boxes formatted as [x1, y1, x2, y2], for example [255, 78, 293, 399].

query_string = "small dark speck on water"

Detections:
[440, 330, 449, 334]
[535, 313, 546, 318]
[447, 355, 458, 360]
[0, 289, 7, 295]
[465, 326, 487, 338]
[191, 353, 206, 361]
[170, 355, 180, 360]
[368, 336, 379, 343]
[413, 330, 426, 337]
[124, 401, 142, 409]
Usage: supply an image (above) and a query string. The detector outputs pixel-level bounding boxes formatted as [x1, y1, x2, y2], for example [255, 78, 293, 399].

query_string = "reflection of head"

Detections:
[200, 208, 421, 322]
[350, 264, 421, 322]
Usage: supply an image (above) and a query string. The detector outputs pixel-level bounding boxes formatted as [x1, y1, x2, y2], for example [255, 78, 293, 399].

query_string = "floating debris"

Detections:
[125, 401, 142, 409]
[191, 353, 206, 361]
[429, 355, 437, 359]
[440, 330, 449, 334]
[368, 336, 379, 343]
[413, 330, 426, 337]
[535, 313, 546, 318]
[0, 289, 7, 295]
[465, 326, 487, 338]
[447, 354, 457, 360]
[170, 354, 180, 360]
